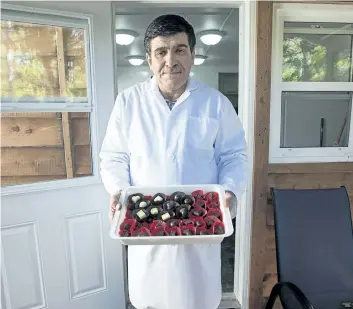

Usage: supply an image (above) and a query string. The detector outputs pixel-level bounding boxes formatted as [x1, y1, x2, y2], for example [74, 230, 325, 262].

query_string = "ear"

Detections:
[191, 48, 195, 64]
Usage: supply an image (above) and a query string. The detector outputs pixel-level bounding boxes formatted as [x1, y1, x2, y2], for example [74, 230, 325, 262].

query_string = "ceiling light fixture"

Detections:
[116, 30, 138, 45]
[126, 55, 145, 66]
[199, 30, 225, 46]
[194, 55, 208, 66]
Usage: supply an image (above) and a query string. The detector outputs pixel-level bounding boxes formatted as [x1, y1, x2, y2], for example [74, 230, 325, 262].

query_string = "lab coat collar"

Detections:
[150, 75, 199, 96]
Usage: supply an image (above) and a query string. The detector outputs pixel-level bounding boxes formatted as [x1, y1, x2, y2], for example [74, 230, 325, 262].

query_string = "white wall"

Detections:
[191, 65, 238, 90]
[117, 66, 152, 91]
[117, 65, 238, 92]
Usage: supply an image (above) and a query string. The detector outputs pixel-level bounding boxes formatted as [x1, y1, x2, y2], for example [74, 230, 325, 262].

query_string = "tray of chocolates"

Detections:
[109, 184, 233, 245]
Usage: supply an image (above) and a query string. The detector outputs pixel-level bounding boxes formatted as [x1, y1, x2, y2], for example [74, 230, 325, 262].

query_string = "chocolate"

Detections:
[170, 191, 186, 204]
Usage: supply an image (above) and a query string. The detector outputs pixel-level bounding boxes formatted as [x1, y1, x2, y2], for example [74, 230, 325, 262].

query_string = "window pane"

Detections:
[0, 20, 87, 100]
[280, 92, 352, 148]
[0, 112, 92, 186]
[282, 22, 353, 82]
[63, 28, 87, 97]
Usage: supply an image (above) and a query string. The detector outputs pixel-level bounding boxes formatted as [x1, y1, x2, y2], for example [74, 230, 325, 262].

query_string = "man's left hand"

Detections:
[224, 191, 237, 217]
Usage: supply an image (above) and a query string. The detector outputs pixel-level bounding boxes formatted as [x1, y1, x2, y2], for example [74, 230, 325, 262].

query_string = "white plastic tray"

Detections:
[109, 184, 234, 245]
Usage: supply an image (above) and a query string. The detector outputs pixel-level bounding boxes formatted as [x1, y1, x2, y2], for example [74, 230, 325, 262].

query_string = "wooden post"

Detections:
[248, 2, 273, 309]
[57, 27, 74, 178]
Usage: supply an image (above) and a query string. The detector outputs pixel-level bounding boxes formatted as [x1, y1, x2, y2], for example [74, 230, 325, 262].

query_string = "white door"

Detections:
[1, 2, 125, 309]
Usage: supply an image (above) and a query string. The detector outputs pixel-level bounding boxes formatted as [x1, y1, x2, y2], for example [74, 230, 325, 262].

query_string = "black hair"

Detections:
[144, 14, 196, 54]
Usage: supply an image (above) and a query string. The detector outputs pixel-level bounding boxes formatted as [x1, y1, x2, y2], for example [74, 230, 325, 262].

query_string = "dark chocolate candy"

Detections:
[128, 193, 144, 205]
[147, 205, 161, 217]
[160, 210, 175, 221]
[176, 205, 189, 219]
[163, 200, 179, 211]
[135, 198, 151, 209]
[151, 193, 166, 205]
[132, 208, 148, 222]
[182, 195, 195, 205]
[170, 191, 186, 204]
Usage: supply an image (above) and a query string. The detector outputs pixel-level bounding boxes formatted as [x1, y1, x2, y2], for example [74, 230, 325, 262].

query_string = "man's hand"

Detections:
[224, 191, 237, 217]
[109, 190, 122, 223]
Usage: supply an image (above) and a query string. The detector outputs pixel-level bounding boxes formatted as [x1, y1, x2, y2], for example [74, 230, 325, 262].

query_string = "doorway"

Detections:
[112, 2, 255, 308]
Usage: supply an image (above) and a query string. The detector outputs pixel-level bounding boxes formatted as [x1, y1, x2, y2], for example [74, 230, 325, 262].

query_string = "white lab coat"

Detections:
[100, 76, 248, 309]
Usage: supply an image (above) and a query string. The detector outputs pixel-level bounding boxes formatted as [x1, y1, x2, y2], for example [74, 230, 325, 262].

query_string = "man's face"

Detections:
[147, 32, 195, 92]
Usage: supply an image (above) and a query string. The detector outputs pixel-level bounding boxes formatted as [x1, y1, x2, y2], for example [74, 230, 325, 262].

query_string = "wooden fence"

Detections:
[1, 112, 92, 186]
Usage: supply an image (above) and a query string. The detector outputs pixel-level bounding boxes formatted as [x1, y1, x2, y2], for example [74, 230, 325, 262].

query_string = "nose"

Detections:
[165, 51, 177, 68]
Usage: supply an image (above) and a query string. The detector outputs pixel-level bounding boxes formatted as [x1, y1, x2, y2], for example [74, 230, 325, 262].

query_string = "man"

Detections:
[100, 14, 248, 309]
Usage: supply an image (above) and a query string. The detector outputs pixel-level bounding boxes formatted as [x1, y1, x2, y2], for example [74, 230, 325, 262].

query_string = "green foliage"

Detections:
[282, 34, 351, 82]
[1, 21, 87, 100]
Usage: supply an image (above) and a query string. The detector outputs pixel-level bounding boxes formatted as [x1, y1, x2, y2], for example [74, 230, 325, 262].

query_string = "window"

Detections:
[270, 4, 353, 163]
[1, 7, 95, 190]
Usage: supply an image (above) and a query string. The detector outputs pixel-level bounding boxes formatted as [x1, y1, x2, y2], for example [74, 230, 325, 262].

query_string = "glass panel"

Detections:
[63, 28, 87, 97]
[282, 22, 353, 82]
[0, 20, 87, 100]
[0, 112, 92, 186]
[280, 92, 352, 148]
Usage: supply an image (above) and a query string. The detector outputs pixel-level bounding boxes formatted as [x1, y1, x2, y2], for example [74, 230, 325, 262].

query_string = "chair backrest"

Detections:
[271, 187, 353, 309]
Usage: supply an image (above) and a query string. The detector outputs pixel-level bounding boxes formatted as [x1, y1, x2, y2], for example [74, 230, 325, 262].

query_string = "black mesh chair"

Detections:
[265, 187, 353, 309]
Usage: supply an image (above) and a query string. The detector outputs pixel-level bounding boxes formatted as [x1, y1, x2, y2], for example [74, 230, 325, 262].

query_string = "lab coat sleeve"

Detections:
[214, 96, 249, 218]
[99, 93, 131, 196]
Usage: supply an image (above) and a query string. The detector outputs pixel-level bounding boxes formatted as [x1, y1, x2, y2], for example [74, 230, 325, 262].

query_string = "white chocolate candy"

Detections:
[139, 201, 148, 208]
[137, 210, 147, 220]
[151, 208, 159, 215]
[154, 196, 163, 202]
[161, 213, 170, 221]
[132, 195, 141, 203]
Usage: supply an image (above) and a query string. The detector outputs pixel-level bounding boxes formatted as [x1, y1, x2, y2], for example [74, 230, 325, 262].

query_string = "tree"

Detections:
[282, 33, 351, 83]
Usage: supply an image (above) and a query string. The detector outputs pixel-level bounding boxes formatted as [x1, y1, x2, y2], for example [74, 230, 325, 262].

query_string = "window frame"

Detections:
[270, 3, 353, 164]
[1, 4, 100, 196]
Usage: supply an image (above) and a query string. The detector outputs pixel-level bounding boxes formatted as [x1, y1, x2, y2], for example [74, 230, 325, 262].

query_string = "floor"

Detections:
[221, 218, 236, 293]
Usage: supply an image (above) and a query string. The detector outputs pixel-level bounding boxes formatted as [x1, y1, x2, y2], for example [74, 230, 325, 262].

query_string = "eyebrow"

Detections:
[154, 44, 189, 52]
[175, 44, 189, 49]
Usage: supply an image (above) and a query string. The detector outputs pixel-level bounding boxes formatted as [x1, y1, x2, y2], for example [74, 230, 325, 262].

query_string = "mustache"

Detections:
[163, 70, 182, 74]
[162, 66, 182, 74]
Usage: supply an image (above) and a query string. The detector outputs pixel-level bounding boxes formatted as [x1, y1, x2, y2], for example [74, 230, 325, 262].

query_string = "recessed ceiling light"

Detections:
[126, 56, 145, 66]
[194, 55, 208, 66]
[116, 30, 138, 45]
[199, 30, 225, 46]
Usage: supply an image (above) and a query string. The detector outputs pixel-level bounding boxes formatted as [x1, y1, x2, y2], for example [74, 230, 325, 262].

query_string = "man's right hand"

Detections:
[109, 190, 122, 223]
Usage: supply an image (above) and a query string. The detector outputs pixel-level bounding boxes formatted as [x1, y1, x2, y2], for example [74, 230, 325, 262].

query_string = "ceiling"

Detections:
[114, 6, 239, 67]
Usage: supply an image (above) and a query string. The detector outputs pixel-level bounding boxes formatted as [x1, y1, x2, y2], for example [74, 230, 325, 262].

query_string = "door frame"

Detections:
[112, 1, 256, 308]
